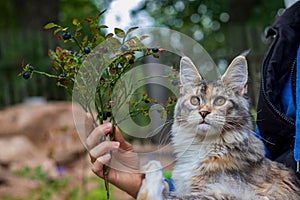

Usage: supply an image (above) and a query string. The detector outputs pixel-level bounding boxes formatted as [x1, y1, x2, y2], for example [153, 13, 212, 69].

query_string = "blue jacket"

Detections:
[256, 1, 300, 175]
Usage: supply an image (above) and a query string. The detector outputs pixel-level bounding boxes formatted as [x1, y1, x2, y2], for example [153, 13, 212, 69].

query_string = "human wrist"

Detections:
[128, 173, 145, 198]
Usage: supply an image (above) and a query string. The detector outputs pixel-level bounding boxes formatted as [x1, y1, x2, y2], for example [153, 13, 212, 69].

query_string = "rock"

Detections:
[0, 102, 77, 142]
[0, 135, 38, 163]
[0, 101, 88, 164]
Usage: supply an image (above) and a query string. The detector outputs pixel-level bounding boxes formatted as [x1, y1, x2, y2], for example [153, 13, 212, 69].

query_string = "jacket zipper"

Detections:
[291, 59, 297, 107]
[261, 59, 296, 126]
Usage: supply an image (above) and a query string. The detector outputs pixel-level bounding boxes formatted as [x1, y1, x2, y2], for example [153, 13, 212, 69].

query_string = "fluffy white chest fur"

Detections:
[172, 144, 201, 195]
[171, 125, 229, 196]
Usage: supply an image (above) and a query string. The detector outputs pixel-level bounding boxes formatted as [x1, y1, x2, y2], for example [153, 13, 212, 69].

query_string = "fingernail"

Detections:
[112, 141, 120, 148]
[98, 154, 111, 164]
[86, 112, 92, 118]
[104, 123, 111, 130]
[103, 153, 111, 160]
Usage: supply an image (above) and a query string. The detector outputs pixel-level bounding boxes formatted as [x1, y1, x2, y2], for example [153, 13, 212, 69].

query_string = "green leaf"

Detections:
[98, 9, 107, 18]
[72, 18, 79, 26]
[160, 109, 168, 120]
[152, 53, 159, 58]
[44, 22, 59, 30]
[84, 17, 92, 23]
[127, 36, 142, 46]
[99, 25, 108, 29]
[106, 33, 114, 38]
[140, 35, 149, 41]
[48, 49, 57, 60]
[114, 28, 125, 38]
[76, 24, 83, 32]
[126, 26, 138, 35]
[53, 27, 62, 35]
[81, 35, 88, 47]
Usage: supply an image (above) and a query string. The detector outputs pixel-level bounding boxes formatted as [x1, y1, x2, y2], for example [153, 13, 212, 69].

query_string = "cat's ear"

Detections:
[221, 56, 248, 95]
[180, 56, 202, 87]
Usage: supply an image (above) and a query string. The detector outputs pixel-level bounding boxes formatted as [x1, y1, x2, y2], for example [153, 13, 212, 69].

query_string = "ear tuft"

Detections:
[180, 56, 202, 86]
[221, 56, 248, 94]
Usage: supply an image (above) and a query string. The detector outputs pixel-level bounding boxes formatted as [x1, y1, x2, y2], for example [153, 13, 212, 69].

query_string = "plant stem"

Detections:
[72, 36, 83, 50]
[34, 70, 59, 78]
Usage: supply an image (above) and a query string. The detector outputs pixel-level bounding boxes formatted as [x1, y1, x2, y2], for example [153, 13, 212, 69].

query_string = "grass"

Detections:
[2, 165, 121, 200]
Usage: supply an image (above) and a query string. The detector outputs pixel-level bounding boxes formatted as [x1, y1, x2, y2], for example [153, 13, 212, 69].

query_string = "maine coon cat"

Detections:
[137, 55, 300, 200]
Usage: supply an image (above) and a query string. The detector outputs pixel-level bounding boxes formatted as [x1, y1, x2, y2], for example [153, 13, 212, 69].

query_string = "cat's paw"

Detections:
[137, 160, 165, 200]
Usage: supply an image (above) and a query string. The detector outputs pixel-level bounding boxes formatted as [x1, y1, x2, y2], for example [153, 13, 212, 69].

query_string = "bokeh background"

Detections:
[0, 0, 292, 199]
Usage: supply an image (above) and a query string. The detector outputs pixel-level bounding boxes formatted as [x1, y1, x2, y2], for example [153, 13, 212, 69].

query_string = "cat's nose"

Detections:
[199, 110, 210, 118]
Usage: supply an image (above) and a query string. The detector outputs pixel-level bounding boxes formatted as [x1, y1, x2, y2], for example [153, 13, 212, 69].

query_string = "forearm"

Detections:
[110, 172, 145, 198]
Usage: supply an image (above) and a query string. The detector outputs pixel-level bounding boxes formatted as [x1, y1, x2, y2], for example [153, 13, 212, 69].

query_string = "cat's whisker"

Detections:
[138, 55, 300, 200]
[158, 130, 173, 146]
[253, 133, 275, 145]
[143, 120, 173, 139]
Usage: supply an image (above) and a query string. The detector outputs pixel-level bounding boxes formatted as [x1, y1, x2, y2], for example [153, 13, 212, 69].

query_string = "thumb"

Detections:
[85, 113, 94, 136]
[113, 126, 133, 151]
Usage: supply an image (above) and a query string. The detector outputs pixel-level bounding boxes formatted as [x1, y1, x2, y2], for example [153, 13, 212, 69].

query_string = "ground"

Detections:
[0, 101, 174, 200]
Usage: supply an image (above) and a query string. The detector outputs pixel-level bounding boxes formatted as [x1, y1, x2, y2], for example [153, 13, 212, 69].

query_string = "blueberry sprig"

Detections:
[20, 11, 174, 200]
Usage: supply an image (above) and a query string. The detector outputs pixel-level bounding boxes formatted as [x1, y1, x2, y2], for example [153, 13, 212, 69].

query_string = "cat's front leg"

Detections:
[137, 160, 165, 200]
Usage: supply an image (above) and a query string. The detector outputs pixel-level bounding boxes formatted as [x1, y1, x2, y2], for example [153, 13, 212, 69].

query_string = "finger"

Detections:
[85, 113, 94, 136]
[89, 141, 120, 162]
[114, 127, 133, 151]
[86, 123, 112, 150]
[92, 153, 111, 178]
[113, 126, 125, 143]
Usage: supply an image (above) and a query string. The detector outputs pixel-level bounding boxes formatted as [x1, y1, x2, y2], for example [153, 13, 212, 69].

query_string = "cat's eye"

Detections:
[190, 96, 200, 106]
[214, 96, 226, 106]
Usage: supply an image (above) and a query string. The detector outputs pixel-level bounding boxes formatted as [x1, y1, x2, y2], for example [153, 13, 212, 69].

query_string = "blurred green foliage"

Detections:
[0, 0, 106, 108]
[0, 0, 285, 108]
[2, 165, 120, 200]
[132, 0, 284, 54]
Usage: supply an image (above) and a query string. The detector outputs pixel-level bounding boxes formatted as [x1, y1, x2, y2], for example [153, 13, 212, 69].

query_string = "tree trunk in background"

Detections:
[222, 0, 266, 107]
[229, 0, 261, 23]
[0, 0, 61, 107]
[14, 0, 59, 31]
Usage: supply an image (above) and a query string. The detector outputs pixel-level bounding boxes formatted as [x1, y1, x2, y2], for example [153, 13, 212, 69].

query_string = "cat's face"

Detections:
[174, 56, 250, 140]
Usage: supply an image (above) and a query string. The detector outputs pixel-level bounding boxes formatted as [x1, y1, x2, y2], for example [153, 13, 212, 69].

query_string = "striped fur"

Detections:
[138, 56, 300, 199]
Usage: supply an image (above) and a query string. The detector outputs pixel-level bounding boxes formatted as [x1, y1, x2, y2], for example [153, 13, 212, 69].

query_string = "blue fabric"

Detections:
[164, 178, 175, 193]
[281, 77, 296, 119]
[256, 60, 296, 159]
[255, 126, 272, 159]
[294, 46, 300, 162]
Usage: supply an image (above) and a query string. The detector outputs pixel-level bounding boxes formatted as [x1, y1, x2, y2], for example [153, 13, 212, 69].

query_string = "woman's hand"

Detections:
[85, 113, 144, 198]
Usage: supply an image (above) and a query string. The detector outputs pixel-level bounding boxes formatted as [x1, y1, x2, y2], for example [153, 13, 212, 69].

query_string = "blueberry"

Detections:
[152, 48, 159, 53]
[106, 111, 112, 118]
[103, 112, 108, 120]
[76, 53, 81, 57]
[121, 45, 128, 52]
[29, 65, 34, 71]
[129, 59, 134, 64]
[68, 50, 74, 55]
[59, 74, 66, 78]
[172, 80, 179, 86]
[22, 72, 31, 79]
[62, 32, 71, 40]
[84, 47, 91, 54]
